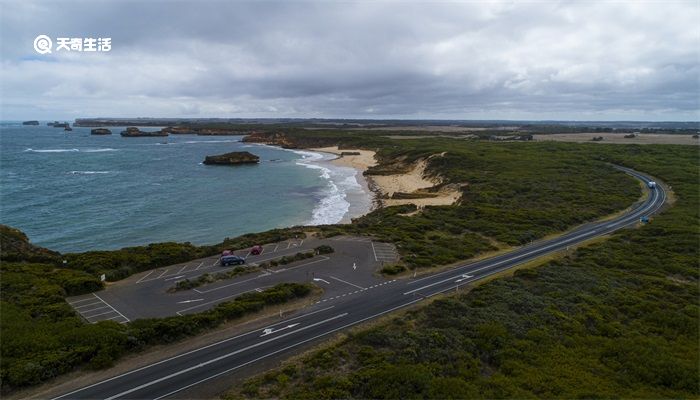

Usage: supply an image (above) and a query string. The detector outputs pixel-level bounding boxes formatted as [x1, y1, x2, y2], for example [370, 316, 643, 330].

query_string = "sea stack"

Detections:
[22, 121, 39, 125]
[120, 127, 168, 137]
[91, 128, 112, 135]
[203, 151, 260, 165]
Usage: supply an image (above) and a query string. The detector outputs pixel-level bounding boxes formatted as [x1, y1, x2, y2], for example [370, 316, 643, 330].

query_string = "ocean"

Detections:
[0, 122, 371, 252]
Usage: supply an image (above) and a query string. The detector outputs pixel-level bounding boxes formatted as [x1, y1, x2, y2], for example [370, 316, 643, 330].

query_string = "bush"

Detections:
[380, 264, 406, 275]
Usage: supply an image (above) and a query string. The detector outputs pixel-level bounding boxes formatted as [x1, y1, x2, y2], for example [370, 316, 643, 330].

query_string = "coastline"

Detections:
[310, 146, 461, 211]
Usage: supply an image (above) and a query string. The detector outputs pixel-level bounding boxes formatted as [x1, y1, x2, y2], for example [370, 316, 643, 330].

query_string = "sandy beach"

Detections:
[311, 146, 461, 211]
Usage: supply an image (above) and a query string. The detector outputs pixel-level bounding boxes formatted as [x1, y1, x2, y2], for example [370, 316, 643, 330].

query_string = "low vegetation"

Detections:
[0, 263, 313, 390]
[1, 130, 697, 396]
[225, 143, 698, 398]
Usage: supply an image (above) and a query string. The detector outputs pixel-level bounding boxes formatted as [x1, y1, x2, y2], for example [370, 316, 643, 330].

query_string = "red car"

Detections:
[250, 245, 263, 255]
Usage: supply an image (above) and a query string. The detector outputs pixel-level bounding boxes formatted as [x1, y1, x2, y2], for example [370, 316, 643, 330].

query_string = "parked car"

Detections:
[221, 250, 232, 256]
[220, 255, 245, 266]
[250, 245, 263, 255]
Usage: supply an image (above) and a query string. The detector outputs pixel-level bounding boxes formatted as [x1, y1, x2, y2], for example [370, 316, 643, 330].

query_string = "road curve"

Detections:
[53, 166, 666, 400]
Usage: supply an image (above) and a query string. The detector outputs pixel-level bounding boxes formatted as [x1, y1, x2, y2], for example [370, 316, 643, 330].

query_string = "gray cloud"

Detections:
[1, 0, 698, 120]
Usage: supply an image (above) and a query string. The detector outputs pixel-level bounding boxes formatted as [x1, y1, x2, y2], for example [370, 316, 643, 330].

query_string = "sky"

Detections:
[1, 1, 699, 121]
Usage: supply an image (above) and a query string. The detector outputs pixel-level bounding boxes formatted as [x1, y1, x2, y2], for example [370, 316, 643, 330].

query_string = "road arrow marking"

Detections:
[454, 274, 473, 283]
[177, 299, 204, 304]
[261, 323, 300, 337]
[353, 262, 357, 270]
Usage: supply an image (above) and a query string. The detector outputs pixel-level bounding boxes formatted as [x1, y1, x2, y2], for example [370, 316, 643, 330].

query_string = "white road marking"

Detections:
[68, 297, 99, 305]
[371, 241, 378, 261]
[176, 287, 267, 315]
[53, 306, 337, 400]
[85, 310, 118, 319]
[177, 265, 189, 274]
[328, 275, 365, 290]
[454, 274, 473, 283]
[104, 313, 349, 400]
[135, 270, 155, 284]
[313, 278, 330, 284]
[81, 306, 109, 315]
[273, 244, 279, 252]
[92, 293, 130, 323]
[74, 301, 102, 309]
[260, 323, 299, 337]
[177, 299, 204, 304]
[157, 269, 168, 279]
[165, 275, 186, 281]
[194, 261, 204, 270]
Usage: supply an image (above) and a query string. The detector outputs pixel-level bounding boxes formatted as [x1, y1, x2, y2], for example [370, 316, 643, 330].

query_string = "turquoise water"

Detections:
[0, 122, 368, 252]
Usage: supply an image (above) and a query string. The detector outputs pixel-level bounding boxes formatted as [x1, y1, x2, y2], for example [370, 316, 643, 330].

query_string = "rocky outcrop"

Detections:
[91, 128, 112, 135]
[22, 120, 39, 125]
[161, 126, 197, 135]
[203, 151, 260, 165]
[64, 126, 73, 131]
[120, 127, 168, 137]
[242, 131, 342, 149]
[53, 122, 69, 128]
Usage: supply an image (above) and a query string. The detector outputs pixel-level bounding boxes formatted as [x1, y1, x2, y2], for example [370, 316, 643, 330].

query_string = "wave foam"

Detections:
[68, 171, 114, 175]
[292, 150, 362, 226]
[25, 148, 79, 153]
[25, 148, 118, 153]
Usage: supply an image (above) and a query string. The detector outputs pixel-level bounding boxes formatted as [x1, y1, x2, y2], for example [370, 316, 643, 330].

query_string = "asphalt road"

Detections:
[54, 167, 666, 400]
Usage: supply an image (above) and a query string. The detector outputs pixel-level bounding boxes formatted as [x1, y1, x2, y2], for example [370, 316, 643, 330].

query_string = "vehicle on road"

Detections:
[220, 255, 245, 266]
[250, 245, 263, 255]
[648, 181, 657, 188]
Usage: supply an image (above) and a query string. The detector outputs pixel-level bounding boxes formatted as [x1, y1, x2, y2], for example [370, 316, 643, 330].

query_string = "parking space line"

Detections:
[328, 275, 365, 290]
[194, 262, 204, 271]
[92, 293, 130, 323]
[85, 310, 118, 319]
[82, 306, 110, 315]
[136, 270, 155, 284]
[157, 269, 169, 279]
[177, 287, 265, 315]
[273, 244, 279, 252]
[177, 265, 189, 274]
[371, 242, 378, 261]
[74, 301, 103, 309]
[68, 297, 98, 305]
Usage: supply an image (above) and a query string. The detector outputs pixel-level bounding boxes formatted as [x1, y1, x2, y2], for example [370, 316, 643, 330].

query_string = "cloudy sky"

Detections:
[1, 1, 698, 121]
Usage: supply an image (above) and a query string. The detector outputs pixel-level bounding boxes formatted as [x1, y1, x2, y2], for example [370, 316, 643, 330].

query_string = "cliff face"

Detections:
[241, 132, 307, 148]
[161, 126, 251, 136]
[203, 151, 260, 165]
[241, 131, 343, 149]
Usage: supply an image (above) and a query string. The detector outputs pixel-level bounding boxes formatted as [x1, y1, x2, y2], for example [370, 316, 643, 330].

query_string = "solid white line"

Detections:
[153, 299, 422, 400]
[165, 275, 186, 281]
[176, 287, 266, 315]
[329, 275, 366, 290]
[157, 269, 168, 279]
[68, 297, 98, 305]
[74, 301, 102, 309]
[405, 181, 664, 296]
[135, 270, 155, 284]
[194, 261, 204, 271]
[92, 293, 130, 323]
[52, 306, 337, 400]
[81, 306, 110, 315]
[177, 265, 189, 274]
[371, 241, 378, 261]
[86, 310, 119, 319]
[105, 313, 349, 400]
[273, 244, 279, 252]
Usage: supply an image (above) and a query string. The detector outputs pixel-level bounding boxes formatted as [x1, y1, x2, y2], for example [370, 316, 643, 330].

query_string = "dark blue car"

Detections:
[220, 255, 246, 266]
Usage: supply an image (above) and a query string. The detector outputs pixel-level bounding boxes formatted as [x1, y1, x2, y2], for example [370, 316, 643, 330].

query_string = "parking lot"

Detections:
[66, 236, 400, 322]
